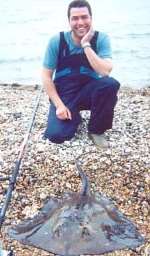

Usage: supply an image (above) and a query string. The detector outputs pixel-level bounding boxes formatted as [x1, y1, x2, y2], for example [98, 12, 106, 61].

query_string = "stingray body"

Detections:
[8, 161, 144, 255]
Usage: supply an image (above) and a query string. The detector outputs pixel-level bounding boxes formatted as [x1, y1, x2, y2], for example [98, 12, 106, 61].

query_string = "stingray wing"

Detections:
[8, 193, 144, 255]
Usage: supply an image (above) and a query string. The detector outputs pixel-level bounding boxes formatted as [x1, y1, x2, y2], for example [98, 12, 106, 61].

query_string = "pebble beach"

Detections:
[0, 83, 150, 256]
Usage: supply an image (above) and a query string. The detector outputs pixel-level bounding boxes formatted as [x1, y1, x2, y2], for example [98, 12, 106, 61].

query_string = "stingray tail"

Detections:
[75, 160, 90, 196]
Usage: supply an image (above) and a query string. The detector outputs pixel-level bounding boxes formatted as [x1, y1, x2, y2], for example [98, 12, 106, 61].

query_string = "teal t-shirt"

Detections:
[43, 31, 112, 71]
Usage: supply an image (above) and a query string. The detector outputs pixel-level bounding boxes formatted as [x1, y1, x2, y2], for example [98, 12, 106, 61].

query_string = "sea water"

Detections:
[0, 0, 150, 88]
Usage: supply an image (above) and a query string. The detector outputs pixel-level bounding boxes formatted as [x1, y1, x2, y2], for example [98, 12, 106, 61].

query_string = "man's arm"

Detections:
[81, 29, 113, 76]
[83, 47, 112, 76]
[42, 68, 72, 120]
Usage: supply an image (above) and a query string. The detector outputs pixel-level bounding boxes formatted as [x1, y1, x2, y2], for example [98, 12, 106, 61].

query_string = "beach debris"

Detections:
[0, 240, 14, 256]
[7, 161, 144, 255]
[0, 249, 14, 256]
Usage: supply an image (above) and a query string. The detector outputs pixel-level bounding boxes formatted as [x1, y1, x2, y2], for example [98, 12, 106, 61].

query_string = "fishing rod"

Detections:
[0, 86, 43, 228]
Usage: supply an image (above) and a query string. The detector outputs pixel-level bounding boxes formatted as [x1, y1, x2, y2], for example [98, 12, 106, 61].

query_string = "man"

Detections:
[42, 0, 120, 148]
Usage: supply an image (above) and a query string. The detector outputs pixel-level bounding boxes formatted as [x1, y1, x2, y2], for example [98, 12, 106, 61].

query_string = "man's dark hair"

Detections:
[67, 0, 92, 19]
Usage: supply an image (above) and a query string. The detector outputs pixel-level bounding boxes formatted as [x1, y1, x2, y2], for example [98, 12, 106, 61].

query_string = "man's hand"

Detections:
[81, 27, 94, 47]
[56, 104, 72, 120]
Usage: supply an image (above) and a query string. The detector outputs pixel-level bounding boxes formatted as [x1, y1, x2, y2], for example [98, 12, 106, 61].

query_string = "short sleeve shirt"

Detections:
[43, 31, 112, 70]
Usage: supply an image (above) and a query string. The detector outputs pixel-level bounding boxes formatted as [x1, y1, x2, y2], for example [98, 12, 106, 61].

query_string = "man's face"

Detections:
[69, 7, 92, 39]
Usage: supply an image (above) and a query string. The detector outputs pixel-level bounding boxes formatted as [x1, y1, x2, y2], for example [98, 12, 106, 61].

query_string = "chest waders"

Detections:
[44, 32, 120, 143]
[54, 31, 99, 100]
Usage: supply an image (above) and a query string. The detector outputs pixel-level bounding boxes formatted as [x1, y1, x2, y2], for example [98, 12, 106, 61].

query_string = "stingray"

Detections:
[7, 160, 144, 255]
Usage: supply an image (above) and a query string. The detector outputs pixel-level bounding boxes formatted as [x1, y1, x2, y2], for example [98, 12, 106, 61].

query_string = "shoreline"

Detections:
[0, 82, 150, 90]
[0, 84, 150, 255]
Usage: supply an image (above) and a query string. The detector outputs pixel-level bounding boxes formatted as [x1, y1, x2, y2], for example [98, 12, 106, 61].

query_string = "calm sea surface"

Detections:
[0, 0, 150, 88]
